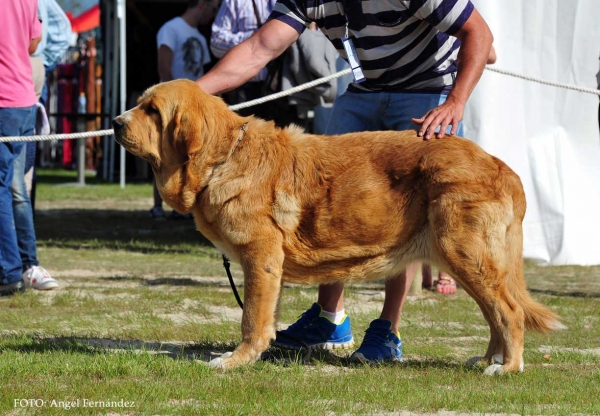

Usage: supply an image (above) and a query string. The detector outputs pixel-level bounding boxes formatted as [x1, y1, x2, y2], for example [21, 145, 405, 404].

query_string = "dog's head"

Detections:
[113, 79, 242, 211]
[112, 79, 232, 169]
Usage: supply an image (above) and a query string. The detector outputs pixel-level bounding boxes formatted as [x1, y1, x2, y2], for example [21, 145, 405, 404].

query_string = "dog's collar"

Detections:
[229, 123, 248, 157]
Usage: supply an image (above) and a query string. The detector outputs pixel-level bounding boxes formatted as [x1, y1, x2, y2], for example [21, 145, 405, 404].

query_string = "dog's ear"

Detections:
[172, 108, 203, 157]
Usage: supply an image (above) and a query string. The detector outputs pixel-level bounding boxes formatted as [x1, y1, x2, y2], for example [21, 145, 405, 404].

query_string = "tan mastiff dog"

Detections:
[112, 79, 563, 374]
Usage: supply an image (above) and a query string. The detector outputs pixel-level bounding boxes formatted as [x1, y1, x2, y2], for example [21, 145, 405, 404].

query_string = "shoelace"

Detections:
[287, 309, 319, 330]
[360, 326, 390, 347]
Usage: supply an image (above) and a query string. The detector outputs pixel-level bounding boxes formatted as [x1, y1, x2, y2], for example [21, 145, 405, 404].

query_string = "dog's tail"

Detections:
[507, 268, 566, 333]
[503, 168, 566, 333]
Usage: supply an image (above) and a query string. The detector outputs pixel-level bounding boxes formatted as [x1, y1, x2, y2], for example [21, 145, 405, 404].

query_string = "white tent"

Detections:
[465, 0, 600, 265]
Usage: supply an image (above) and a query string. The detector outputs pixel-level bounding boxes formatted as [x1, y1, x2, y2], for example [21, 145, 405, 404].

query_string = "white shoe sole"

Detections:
[32, 281, 59, 290]
[272, 339, 355, 351]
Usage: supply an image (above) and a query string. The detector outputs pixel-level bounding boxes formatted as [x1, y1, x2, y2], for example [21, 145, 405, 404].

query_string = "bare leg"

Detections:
[436, 271, 457, 295]
[422, 263, 433, 289]
[380, 262, 419, 333]
[317, 282, 345, 312]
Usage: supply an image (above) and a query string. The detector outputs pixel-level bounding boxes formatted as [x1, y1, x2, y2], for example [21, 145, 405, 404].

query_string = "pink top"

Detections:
[0, 0, 42, 108]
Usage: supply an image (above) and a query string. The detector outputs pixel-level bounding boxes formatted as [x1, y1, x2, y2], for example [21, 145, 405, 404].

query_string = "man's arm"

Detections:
[29, 13, 42, 55]
[157, 45, 174, 82]
[29, 36, 42, 55]
[412, 8, 493, 139]
[197, 19, 300, 95]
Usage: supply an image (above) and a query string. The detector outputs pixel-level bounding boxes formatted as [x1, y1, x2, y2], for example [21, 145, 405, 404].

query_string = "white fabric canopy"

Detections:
[465, 0, 600, 265]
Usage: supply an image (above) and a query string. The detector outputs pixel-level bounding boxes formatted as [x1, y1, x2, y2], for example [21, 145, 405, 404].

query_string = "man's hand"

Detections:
[411, 95, 465, 140]
[412, 8, 493, 140]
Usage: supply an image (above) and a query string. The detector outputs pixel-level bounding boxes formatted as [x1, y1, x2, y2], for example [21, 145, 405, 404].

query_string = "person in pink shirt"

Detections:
[0, 0, 44, 296]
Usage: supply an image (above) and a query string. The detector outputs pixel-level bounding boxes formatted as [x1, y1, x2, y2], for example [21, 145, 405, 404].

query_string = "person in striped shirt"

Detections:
[196, 0, 493, 363]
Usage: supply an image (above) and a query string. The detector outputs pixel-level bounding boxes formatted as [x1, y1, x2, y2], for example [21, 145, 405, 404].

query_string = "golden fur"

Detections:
[113, 79, 562, 374]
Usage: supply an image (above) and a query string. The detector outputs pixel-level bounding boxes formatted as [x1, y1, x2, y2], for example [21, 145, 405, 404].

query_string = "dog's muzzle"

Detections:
[112, 118, 125, 144]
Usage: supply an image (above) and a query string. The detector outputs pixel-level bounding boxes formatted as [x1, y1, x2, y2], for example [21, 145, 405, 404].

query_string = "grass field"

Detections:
[1, 169, 599, 415]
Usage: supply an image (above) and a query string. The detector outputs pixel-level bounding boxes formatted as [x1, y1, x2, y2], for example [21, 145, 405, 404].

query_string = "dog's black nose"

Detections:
[112, 118, 124, 131]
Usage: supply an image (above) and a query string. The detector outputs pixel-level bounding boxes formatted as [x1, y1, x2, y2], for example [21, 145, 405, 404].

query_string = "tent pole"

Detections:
[101, 0, 112, 182]
[117, 0, 126, 188]
[109, 1, 118, 183]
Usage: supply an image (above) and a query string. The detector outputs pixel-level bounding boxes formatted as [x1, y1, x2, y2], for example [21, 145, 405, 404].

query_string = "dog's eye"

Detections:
[147, 104, 159, 115]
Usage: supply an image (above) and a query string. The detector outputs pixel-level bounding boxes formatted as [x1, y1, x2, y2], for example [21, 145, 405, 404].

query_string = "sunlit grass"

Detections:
[0, 169, 598, 415]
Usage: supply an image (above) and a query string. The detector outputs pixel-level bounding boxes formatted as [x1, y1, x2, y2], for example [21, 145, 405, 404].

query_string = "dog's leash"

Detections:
[222, 255, 244, 309]
[222, 254, 313, 362]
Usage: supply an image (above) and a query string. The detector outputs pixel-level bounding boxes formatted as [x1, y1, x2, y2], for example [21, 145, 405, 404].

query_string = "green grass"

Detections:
[1, 168, 599, 415]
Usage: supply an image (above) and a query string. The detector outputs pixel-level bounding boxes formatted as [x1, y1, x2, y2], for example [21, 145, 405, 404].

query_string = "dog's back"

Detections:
[278, 130, 519, 281]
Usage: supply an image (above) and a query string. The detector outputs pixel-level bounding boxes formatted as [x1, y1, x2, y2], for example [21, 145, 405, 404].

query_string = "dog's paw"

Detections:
[478, 354, 523, 375]
[208, 351, 234, 369]
[483, 363, 504, 376]
[489, 354, 524, 372]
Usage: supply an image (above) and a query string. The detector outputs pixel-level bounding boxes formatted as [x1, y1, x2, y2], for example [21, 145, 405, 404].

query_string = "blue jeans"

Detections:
[0, 106, 36, 284]
[40, 65, 54, 107]
[325, 90, 464, 136]
[12, 142, 39, 270]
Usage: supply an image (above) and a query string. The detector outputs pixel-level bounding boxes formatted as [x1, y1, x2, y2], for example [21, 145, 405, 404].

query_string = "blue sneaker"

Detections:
[273, 303, 354, 350]
[351, 319, 403, 363]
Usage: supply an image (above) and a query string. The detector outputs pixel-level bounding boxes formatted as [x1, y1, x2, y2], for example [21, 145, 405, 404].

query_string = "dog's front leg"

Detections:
[209, 241, 284, 369]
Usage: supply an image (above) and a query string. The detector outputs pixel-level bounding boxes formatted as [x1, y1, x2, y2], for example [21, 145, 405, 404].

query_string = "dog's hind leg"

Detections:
[461, 283, 504, 368]
[433, 200, 525, 375]
[209, 236, 284, 369]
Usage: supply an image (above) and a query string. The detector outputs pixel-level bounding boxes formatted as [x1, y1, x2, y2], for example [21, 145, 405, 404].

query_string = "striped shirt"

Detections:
[270, 0, 474, 93]
[34, 0, 72, 70]
[211, 0, 278, 82]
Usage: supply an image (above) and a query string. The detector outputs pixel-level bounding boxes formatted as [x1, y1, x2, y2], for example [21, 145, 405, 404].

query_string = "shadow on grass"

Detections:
[101, 275, 239, 287]
[141, 277, 234, 287]
[529, 288, 600, 299]
[35, 209, 215, 252]
[0, 336, 237, 362]
[1, 336, 470, 371]
[261, 348, 469, 371]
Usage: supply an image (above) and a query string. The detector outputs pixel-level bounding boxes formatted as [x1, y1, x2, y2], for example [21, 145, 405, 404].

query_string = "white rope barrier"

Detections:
[1, 66, 598, 143]
[485, 66, 600, 96]
[228, 68, 352, 111]
[0, 68, 353, 143]
[0, 129, 116, 143]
